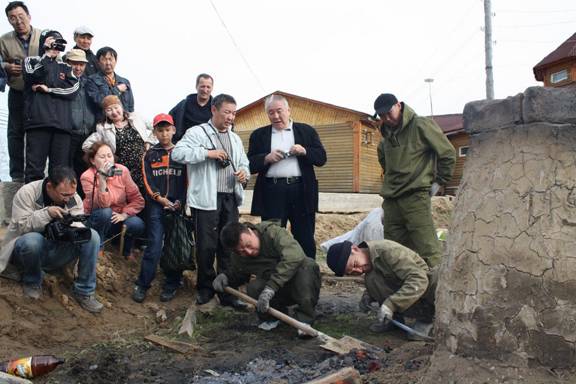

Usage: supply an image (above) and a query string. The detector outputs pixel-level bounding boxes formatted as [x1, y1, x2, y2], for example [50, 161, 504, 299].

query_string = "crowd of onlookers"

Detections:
[0, 2, 453, 342]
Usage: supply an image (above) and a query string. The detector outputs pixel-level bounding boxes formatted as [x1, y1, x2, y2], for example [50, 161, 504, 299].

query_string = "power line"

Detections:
[496, 9, 576, 14]
[498, 20, 576, 28]
[208, 0, 265, 92]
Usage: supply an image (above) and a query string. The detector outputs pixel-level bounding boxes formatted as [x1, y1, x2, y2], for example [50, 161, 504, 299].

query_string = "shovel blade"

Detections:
[320, 335, 381, 355]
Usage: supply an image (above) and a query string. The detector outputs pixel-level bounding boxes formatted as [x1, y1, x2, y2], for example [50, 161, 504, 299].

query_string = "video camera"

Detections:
[50, 38, 67, 52]
[98, 165, 123, 177]
[44, 214, 92, 244]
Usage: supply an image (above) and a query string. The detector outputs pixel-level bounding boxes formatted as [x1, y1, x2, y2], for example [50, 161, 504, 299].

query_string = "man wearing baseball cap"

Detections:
[72, 25, 98, 76]
[326, 239, 436, 340]
[66, 48, 96, 193]
[373, 93, 455, 267]
[133, 113, 187, 303]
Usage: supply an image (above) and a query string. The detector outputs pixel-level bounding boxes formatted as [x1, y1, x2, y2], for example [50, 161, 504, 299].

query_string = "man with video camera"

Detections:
[23, 29, 79, 183]
[0, 166, 103, 313]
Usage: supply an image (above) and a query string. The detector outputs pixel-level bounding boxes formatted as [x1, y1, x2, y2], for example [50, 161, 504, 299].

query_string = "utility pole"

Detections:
[484, 0, 494, 99]
[424, 78, 434, 116]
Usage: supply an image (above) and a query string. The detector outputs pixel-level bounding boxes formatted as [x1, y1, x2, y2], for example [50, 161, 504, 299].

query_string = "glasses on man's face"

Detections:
[8, 15, 28, 24]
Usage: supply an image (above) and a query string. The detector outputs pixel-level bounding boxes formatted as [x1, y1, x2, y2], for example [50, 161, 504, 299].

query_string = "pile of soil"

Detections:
[0, 198, 453, 383]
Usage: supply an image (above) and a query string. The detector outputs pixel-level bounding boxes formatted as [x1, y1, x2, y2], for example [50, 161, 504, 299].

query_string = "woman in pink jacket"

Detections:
[81, 141, 145, 259]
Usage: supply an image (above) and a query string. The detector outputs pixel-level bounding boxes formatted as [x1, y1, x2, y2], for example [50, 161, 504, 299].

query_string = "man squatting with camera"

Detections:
[172, 94, 250, 308]
[0, 166, 104, 313]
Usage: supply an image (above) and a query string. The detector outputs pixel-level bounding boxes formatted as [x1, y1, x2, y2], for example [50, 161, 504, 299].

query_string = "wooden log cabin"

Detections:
[234, 91, 468, 195]
[533, 32, 576, 87]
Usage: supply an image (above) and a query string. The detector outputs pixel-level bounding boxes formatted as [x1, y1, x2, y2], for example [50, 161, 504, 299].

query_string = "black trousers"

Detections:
[25, 128, 71, 183]
[261, 179, 316, 259]
[193, 193, 239, 293]
[7, 89, 25, 181]
[69, 134, 90, 198]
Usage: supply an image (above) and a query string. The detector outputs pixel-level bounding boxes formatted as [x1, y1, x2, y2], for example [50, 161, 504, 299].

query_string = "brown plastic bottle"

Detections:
[0, 355, 65, 378]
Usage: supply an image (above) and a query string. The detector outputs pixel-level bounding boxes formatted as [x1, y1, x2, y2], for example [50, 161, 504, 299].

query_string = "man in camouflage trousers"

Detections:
[374, 93, 455, 267]
[213, 220, 321, 338]
[327, 239, 436, 340]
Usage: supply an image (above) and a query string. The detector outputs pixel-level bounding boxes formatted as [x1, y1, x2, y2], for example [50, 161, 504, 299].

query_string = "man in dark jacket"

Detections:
[169, 73, 213, 142]
[214, 220, 321, 335]
[374, 93, 455, 267]
[71, 25, 98, 76]
[23, 29, 79, 183]
[66, 48, 96, 193]
[86, 46, 133, 116]
[247, 94, 326, 259]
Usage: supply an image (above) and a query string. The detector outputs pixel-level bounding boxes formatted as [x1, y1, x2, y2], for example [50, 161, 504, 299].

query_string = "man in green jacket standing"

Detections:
[214, 221, 321, 336]
[326, 239, 436, 340]
[374, 93, 455, 267]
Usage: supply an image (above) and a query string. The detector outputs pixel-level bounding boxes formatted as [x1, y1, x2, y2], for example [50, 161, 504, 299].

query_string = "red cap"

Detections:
[153, 113, 174, 127]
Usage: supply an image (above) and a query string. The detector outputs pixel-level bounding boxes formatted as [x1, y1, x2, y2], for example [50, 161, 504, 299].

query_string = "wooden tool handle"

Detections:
[224, 286, 319, 337]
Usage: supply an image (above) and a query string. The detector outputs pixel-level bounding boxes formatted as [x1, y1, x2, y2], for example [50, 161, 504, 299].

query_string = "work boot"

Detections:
[132, 285, 147, 303]
[23, 284, 42, 300]
[369, 320, 394, 333]
[407, 321, 434, 341]
[160, 287, 177, 302]
[196, 289, 215, 305]
[73, 292, 104, 313]
[219, 295, 249, 311]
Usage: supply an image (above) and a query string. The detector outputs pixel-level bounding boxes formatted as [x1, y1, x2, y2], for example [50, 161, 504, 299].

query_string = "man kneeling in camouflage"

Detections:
[327, 239, 436, 340]
[213, 220, 321, 338]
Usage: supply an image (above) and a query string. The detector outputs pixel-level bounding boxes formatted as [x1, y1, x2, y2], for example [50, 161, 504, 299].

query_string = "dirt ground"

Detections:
[0, 201, 453, 383]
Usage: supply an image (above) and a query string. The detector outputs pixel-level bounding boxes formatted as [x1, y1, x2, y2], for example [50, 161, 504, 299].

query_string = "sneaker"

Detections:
[23, 284, 42, 300]
[73, 292, 104, 313]
[132, 286, 147, 303]
[160, 287, 177, 302]
[407, 321, 434, 341]
[258, 320, 280, 331]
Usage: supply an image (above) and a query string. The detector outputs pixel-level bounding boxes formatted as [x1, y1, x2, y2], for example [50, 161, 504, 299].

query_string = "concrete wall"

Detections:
[434, 86, 576, 368]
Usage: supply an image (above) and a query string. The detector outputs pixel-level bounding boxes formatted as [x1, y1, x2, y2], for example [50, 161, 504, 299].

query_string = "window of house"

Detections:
[362, 130, 373, 145]
[459, 146, 469, 157]
[550, 69, 569, 84]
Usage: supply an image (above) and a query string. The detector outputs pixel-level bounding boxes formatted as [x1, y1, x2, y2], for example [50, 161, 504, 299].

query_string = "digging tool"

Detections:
[389, 319, 434, 342]
[224, 287, 382, 355]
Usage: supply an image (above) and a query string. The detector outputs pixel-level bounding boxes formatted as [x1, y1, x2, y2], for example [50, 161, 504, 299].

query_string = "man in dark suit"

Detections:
[247, 94, 327, 259]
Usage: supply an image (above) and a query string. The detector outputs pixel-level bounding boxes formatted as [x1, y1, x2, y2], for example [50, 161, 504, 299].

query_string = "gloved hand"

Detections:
[430, 182, 441, 197]
[377, 303, 393, 324]
[256, 286, 275, 313]
[359, 290, 375, 313]
[212, 273, 229, 293]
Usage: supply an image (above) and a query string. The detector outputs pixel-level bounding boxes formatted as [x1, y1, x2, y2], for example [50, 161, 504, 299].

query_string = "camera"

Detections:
[13, 58, 21, 65]
[98, 165, 123, 177]
[217, 158, 231, 169]
[50, 38, 67, 52]
[282, 151, 293, 159]
[44, 214, 92, 244]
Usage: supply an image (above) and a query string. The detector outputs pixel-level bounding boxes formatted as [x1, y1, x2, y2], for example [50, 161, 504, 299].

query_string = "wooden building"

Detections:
[533, 32, 576, 87]
[235, 91, 467, 195]
[430, 114, 468, 195]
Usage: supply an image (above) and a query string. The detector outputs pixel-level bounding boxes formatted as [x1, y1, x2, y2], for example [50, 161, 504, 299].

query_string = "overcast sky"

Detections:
[1, 0, 575, 120]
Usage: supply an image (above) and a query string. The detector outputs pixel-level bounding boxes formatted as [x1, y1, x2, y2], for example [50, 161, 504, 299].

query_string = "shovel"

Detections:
[224, 287, 382, 355]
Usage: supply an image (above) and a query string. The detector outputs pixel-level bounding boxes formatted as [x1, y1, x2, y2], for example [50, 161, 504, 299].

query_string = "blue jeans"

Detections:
[136, 201, 182, 290]
[11, 229, 100, 296]
[87, 208, 145, 256]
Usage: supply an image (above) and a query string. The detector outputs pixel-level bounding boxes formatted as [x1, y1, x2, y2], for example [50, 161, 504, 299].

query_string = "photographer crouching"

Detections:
[0, 166, 103, 313]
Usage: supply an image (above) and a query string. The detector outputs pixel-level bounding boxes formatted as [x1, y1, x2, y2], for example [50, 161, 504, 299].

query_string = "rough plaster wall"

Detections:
[434, 86, 576, 368]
